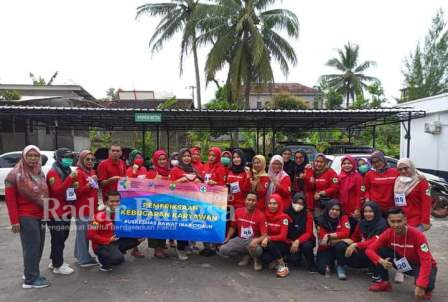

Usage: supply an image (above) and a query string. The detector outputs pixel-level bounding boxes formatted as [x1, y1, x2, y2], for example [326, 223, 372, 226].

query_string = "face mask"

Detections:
[292, 204, 304, 212]
[221, 157, 231, 166]
[358, 164, 370, 174]
[61, 158, 73, 167]
[134, 158, 144, 167]
[171, 159, 179, 167]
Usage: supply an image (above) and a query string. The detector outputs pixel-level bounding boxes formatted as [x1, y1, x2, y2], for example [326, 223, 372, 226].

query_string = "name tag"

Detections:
[241, 226, 254, 239]
[230, 182, 240, 194]
[204, 173, 212, 182]
[66, 187, 77, 202]
[394, 193, 407, 207]
[394, 257, 412, 273]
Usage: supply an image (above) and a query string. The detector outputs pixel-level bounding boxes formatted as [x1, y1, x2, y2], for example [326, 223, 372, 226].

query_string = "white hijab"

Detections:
[394, 158, 424, 196]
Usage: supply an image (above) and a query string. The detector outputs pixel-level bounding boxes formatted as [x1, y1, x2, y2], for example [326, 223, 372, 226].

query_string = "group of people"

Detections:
[4, 144, 437, 300]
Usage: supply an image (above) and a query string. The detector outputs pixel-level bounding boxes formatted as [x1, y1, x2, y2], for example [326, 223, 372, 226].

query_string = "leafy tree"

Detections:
[350, 81, 386, 109]
[105, 88, 120, 100]
[402, 9, 448, 101]
[29, 71, 58, 85]
[265, 92, 309, 109]
[0, 90, 21, 100]
[158, 96, 178, 109]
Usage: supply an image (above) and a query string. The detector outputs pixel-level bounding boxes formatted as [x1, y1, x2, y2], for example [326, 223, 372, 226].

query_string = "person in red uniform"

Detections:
[97, 144, 126, 199]
[226, 149, 250, 210]
[74, 150, 99, 268]
[218, 191, 267, 271]
[146, 149, 170, 258]
[394, 158, 432, 232]
[304, 153, 339, 213]
[203, 147, 226, 186]
[291, 150, 309, 196]
[266, 155, 291, 211]
[260, 193, 291, 277]
[46, 148, 77, 275]
[339, 201, 388, 281]
[5, 145, 50, 289]
[250, 155, 270, 211]
[87, 190, 141, 272]
[220, 150, 232, 176]
[316, 200, 351, 279]
[338, 155, 363, 231]
[366, 207, 437, 300]
[285, 192, 317, 273]
[364, 151, 399, 214]
[190, 146, 204, 176]
[125, 149, 147, 178]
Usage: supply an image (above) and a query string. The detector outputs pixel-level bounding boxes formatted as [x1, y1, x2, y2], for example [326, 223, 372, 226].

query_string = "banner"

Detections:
[115, 178, 228, 243]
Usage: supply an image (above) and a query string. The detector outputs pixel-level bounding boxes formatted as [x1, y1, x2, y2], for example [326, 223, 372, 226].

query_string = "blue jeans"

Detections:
[74, 216, 95, 264]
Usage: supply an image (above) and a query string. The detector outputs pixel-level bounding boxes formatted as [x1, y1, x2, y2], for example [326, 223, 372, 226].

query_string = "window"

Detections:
[0, 154, 21, 168]
[256, 101, 262, 109]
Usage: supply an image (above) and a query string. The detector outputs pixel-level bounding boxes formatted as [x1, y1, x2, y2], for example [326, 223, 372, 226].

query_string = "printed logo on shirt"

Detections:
[345, 222, 351, 229]
[283, 219, 289, 226]
[361, 185, 366, 192]
[332, 178, 338, 184]
[420, 243, 429, 253]
[49, 177, 55, 185]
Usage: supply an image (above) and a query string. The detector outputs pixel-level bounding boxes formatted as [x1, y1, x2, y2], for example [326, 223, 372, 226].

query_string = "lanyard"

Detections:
[393, 228, 408, 259]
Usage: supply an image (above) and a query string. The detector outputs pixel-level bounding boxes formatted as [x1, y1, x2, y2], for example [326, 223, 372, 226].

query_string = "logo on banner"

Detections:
[169, 183, 176, 191]
[200, 185, 207, 193]
[119, 179, 129, 189]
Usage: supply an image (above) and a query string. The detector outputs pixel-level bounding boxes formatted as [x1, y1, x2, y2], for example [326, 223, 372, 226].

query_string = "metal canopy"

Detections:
[0, 105, 425, 131]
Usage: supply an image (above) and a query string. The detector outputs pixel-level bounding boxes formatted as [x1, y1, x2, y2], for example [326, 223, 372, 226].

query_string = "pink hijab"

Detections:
[266, 155, 289, 202]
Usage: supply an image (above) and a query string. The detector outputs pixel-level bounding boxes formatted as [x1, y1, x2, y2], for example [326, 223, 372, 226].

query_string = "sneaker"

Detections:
[394, 271, 404, 283]
[253, 257, 263, 271]
[423, 291, 432, 300]
[237, 255, 251, 267]
[336, 265, 347, 280]
[99, 265, 112, 272]
[368, 281, 392, 292]
[268, 260, 279, 270]
[48, 262, 70, 270]
[276, 264, 289, 278]
[371, 274, 381, 283]
[22, 278, 50, 289]
[79, 259, 99, 268]
[177, 249, 189, 261]
[53, 265, 74, 275]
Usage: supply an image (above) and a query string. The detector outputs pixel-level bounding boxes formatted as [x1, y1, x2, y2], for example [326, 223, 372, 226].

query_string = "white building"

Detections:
[397, 93, 448, 180]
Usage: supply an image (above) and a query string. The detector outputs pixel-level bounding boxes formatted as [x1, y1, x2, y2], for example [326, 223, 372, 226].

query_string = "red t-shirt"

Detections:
[231, 207, 267, 239]
[398, 180, 432, 227]
[364, 168, 399, 213]
[75, 168, 99, 218]
[366, 227, 437, 289]
[125, 166, 148, 178]
[304, 168, 339, 210]
[266, 212, 290, 243]
[255, 175, 270, 211]
[317, 215, 350, 252]
[97, 158, 126, 198]
[87, 210, 114, 252]
[226, 170, 250, 209]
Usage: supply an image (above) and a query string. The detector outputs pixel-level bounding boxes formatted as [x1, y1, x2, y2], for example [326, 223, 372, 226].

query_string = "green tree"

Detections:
[136, 0, 210, 108]
[402, 9, 448, 101]
[105, 88, 120, 100]
[314, 77, 343, 109]
[350, 81, 386, 109]
[321, 42, 377, 108]
[29, 71, 58, 86]
[0, 90, 21, 100]
[202, 0, 299, 108]
[265, 92, 309, 109]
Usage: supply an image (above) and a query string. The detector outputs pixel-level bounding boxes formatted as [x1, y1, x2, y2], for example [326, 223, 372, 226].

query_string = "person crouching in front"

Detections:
[87, 190, 141, 272]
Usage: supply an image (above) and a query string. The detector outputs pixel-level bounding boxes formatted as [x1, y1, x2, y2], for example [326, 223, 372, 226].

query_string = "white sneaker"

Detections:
[53, 265, 74, 275]
[176, 249, 189, 261]
[394, 271, 405, 283]
[48, 262, 70, 270]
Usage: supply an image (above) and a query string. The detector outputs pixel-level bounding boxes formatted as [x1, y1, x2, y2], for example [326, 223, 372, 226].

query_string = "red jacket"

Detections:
[364, 168, 399, 213]
[125, 166, 147, 178]
[266, 212, 290, 243]
[87, 210, 114, 252]
[398, 180, 432, 227]
[46, 169, 74, 218]
[287, 212, 314, 244]
[304, 168, 339, 210]
[366, 227, 437, 289]
[146, 169, 169, 180]
[75, 168, 99, 218]
[338, 172, 363, 217]
[5, 186, 43, 225]
[271, 176, 292, 210]
[255, 175, 270, 211]
[203, 163, 226, 186]
[317, 215, 350, 252]
[97, 158, 126, 198]
[226, 170, 250, 209]
[231, 207, 267, 239]
[350, 224, 381, 250]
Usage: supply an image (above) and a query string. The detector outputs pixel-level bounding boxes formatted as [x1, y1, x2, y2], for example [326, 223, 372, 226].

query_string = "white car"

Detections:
[0, 150, 57, 196]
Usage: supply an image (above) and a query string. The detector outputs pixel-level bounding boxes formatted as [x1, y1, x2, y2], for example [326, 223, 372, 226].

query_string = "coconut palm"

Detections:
[200, 0, 299, 108]
[136, 0, 209, 108]
[321, 42, 378, 108]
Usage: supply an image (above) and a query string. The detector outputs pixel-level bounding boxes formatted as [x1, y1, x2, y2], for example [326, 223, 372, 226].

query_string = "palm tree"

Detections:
[200, 0, 299, 108]
[321, 42, 377, 108]
[136, 0, 209, 108]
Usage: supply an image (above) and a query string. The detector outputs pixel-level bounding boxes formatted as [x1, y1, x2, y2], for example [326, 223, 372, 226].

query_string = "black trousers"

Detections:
[176, 240, 189, 251]
[148, 239, 166, 249]
[285, 240, 316, 268]
[376, 247, 437, 292]
[95, 238, 140, 269]
[260, 242, 289, 263]
[316, 242, 348, 275]
[349, 217, 358, 236]
[47, 218, 71, 268]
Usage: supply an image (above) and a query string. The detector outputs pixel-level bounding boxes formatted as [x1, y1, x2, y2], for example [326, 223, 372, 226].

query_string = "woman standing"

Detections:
[251, 155, 271, 211]
[226, 149, 250, 210]
[126, 150, 147, 178]
[203, 147, 226, 186]
[5, 145, 49, 288]
[74, 150, 99, 268]
[292, 150, 309, 195]
[281, 148, 295, 182]
[190, 147, 204, 176]
[266, 155, 292, 211]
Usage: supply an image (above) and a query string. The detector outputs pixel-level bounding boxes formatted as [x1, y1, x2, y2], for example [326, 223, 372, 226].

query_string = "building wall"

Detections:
[249, 94, 316, 109]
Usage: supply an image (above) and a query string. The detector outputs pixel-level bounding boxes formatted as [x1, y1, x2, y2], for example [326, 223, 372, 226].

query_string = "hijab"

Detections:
[281, 147, 295, 179]
[293, 150, 309, 190]
[230, 149, 246, 174]
[394, 158, 424, 196]
[190, 147, 202, 164]
[77, 150, 94, 173]
[152, 149, 170, 177]
[128, 149, 143, 166]
[178, 148, 194, 173]
[338, 155, 360, 203]
[265, 193, 285, 222]
[358, 157, 371, 175]
[52, 147, 73, 182]
[5, 145, 49, 206]
[266, 155, 289, 201]
[252, 155, 267, 178]
[371, 151, 388, 173]
[207, 147, 223, 171]
[316, 200, 341, 232]
[313, 153, 329, 177]
[359, 201, 388, 238]
[286, 192, 308, 240]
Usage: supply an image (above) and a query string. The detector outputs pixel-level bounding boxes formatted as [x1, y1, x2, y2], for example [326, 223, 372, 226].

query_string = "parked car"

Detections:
[273, 142, 318, 162]
[326, 154, 448, 218]
[323, 145, 376, 155]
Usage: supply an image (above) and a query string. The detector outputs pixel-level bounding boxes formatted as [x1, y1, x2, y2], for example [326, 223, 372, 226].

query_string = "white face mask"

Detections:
[399, 176, 413, 183]
[171, 159, 179, 167]
[292, 204, 304, 212]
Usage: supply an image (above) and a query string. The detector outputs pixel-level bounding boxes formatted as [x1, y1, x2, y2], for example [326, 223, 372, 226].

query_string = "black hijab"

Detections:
[293, 150, 309, 190]
[230, 149, 247, 174]
[317, 200, 342, 232]
[52, 148, 73, 181]
[359, 201, 388, 238]
[178, 148, 194, 173]
[281, 147, 295, 180]
[286, 192, 308, 240]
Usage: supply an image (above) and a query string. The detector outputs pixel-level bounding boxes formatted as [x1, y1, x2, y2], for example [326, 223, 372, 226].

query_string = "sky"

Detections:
[1, 0, 447, 105]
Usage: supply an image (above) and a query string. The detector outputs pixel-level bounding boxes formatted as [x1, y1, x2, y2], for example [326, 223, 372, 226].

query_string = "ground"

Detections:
[0, 202, 447, 302]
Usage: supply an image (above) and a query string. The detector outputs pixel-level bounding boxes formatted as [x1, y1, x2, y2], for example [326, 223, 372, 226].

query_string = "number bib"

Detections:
[394, 257, 412, 273]
[204, 173, 212, 182]
[230, 182, 240, 194]
[394, 193, 407, 207]
[66, 187, 77, 202]
[241, 226, 254, 239]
